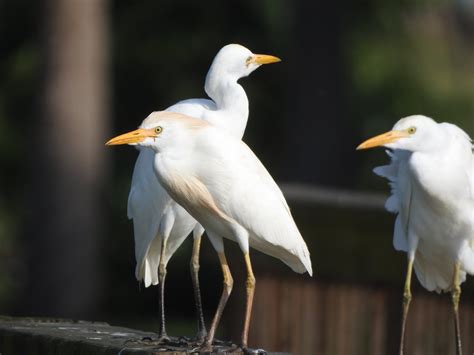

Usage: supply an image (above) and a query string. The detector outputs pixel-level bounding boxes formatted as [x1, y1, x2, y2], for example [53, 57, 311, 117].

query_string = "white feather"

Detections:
[153, 122, 313, 276]
[375, 150, 411, 250]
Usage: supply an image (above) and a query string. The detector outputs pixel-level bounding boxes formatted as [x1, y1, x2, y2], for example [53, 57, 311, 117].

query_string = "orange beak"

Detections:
[105, 128, 156, 146]
[356, 130, 410, 150]
[250, 54, 281, 65]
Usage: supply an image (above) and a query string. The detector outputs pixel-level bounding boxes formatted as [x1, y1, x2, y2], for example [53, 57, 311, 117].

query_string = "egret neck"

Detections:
[205, 72, 249, 135]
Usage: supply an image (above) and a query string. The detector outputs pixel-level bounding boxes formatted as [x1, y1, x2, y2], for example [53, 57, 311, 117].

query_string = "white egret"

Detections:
[107, 111, 313, 351]
[127, 44, 280, 341]
[357, 115, 474, 355]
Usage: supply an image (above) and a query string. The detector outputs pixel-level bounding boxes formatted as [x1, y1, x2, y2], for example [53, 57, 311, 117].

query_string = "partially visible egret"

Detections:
[107, 111, 313, 351]
[357, 115, 474, 355]
[128, 44, 280, 341]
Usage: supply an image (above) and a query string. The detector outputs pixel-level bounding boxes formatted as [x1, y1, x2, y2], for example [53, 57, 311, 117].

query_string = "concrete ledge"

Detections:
[0, 317, 290, 355]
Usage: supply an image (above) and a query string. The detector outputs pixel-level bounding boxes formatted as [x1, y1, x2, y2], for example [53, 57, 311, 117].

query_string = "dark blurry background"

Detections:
[1, 1, 474, 354]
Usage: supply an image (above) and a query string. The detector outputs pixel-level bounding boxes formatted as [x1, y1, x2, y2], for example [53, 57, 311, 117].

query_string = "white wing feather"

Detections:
[446, 124, 474, 275]
[374, 149, 452, 291]
[128, 148, 169, 286]
[374, 150, 411, 251]
[194, 129, 312, 275]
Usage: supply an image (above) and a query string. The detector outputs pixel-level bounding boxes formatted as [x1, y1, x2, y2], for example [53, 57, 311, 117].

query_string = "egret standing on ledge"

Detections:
[107, 111, 313, 351]
[127, 44, 280, 341]
[357, 115, 474, 355]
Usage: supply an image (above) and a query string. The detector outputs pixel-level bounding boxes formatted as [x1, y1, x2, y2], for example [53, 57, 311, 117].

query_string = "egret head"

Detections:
[207, 44, 281, 81]
[106, 111, 207, 153]
[357, 115, 442, 152]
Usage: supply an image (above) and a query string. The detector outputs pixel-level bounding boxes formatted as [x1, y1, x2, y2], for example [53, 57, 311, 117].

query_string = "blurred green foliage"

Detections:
[347, 0, 474, 134]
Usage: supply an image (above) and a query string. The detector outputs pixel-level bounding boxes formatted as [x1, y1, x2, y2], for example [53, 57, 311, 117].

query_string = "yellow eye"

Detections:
[245, 56, 253, 64]
[155, 126, 163, 134]
[408, 127, 417, 135]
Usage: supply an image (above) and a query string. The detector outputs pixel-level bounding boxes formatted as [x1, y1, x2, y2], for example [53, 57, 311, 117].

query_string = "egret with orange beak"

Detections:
[358, 115, 474, 355]
[107, 111, 312, 351]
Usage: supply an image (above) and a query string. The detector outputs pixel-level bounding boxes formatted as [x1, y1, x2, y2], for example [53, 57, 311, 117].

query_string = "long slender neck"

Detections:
[204, 68, 249, 117]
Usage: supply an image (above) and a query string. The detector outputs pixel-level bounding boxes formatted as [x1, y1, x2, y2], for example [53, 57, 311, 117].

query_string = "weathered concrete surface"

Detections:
[0, 317, 290, 354]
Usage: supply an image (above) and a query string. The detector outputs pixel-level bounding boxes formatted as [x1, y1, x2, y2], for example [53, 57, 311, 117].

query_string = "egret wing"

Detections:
[374, 149, 446, 290]
[441, 123, 474, 261]
[128, 148, 171, 286]
[195, 131, 312, 275]
[374, 149, 412, 251]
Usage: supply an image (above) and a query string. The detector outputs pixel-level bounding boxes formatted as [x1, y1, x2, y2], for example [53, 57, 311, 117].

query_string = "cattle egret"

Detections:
[128, 44, 280, 341]
[107, 111, 313, 351]
[357, 115, 474, 355]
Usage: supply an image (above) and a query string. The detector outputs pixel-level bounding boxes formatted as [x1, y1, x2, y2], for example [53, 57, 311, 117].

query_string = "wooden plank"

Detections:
[243, 277, 474, 354]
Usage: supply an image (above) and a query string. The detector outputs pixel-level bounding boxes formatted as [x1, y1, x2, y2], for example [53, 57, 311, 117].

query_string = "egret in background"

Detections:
[357, 115, 474, 355]
[127, 44, 280, 341]
[107, 111, 313, 351]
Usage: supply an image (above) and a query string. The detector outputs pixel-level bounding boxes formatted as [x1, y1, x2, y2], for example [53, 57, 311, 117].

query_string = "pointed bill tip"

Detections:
[252, 54, 282, 65]
[356, 141, 371, 151]
[357, 130, 409, 151]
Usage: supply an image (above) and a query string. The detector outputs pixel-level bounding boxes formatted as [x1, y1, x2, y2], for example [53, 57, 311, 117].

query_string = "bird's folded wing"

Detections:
[197, 135, 312, 275]
[374, 150, 412, 252]
[128, 148, 171, 286]
[441, 123, 474, 248]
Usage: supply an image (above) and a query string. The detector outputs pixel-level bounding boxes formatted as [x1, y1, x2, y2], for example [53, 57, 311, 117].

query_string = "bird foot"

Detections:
[156, 334, 171, 344]
[197, 341, 213, 353]
[242, 346, 267, 354]
[190, 330, 208, 344]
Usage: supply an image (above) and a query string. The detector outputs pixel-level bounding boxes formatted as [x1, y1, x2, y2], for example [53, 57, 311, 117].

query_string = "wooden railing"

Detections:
[230, 277, 474, 355]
